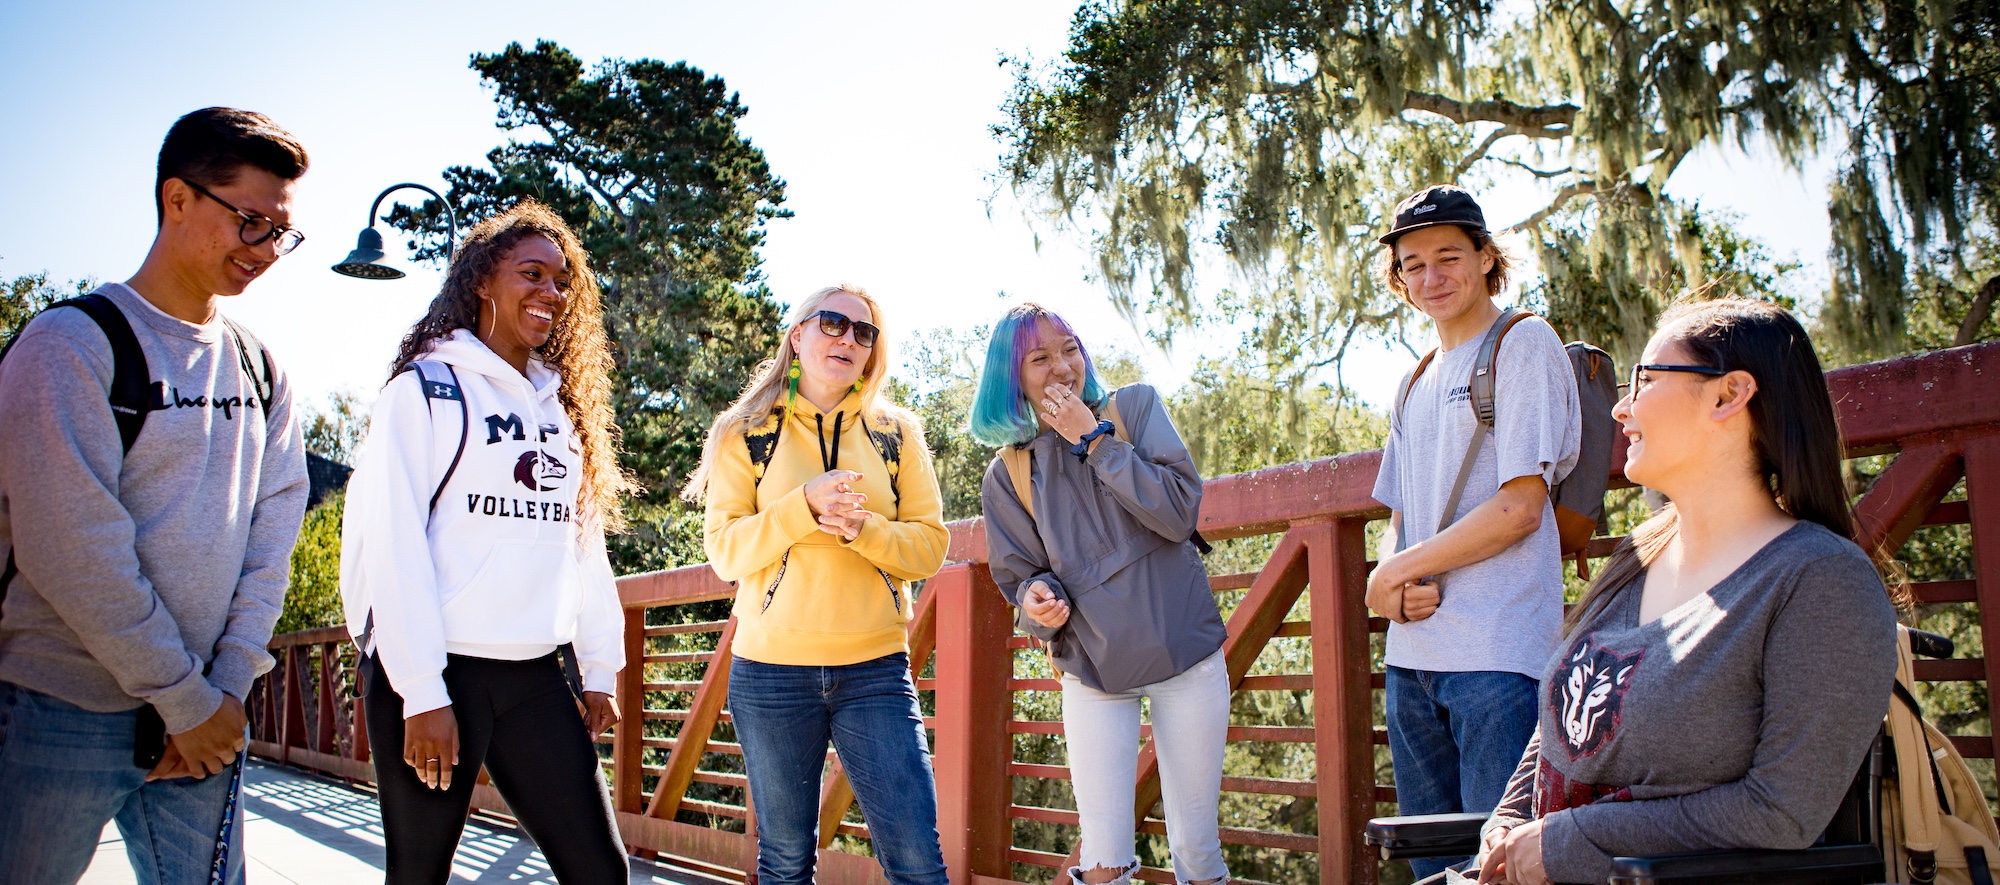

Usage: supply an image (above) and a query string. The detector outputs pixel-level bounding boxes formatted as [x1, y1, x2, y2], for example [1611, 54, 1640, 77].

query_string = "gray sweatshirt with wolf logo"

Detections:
[1481, 521, 1897, 884]
[0, 283, 308, 734]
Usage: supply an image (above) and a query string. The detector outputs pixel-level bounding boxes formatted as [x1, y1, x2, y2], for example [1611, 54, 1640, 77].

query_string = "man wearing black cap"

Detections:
[1364, 185, 1581, 879]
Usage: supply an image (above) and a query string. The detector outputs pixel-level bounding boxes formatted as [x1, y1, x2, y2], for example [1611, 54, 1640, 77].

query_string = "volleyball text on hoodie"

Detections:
[339, 329, 624, 717]
[0, 283, 309, 734]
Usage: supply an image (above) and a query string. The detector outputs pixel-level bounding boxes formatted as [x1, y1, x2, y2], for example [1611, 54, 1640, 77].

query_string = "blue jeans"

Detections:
[728, 653, 947, 885]
[1385, 667, 1539, 880]
[0, 681, 245, 885]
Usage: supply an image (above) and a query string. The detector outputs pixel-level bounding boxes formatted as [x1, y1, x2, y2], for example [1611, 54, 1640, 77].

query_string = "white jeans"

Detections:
[1061, 648, 1231, 885]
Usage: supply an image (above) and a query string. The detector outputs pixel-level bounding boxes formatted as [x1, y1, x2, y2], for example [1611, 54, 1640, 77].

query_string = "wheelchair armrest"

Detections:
[1607, 843, 1881, 885]
[1363, 812, 1489, 860]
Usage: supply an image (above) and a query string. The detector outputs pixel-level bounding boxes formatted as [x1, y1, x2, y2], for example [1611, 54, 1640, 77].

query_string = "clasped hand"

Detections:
[1021, 580, 1070, 628]
[804, 469, 871, 540]
[1364, 551, 1441, 624]
[146, 692, 248, 782]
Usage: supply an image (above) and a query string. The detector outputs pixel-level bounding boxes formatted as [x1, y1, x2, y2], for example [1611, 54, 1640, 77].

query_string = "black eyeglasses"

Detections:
[1626, 363, 1728, 394]
[810, 310, 879, 348]
[186, 181, 305, 256]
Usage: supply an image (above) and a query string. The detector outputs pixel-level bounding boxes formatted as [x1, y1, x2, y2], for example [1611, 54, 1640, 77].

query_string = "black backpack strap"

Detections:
[219, 316, 274, 410]
[62, 293, 154, 453]
[865, 416, 904, 505]
[407, 361, 469, 515]
[0, 293, 155, 609]
[745, 407, 785, 489]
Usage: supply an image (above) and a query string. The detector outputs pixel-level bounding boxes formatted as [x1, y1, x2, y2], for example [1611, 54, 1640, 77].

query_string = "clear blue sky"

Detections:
[0, 1, 1836, 416]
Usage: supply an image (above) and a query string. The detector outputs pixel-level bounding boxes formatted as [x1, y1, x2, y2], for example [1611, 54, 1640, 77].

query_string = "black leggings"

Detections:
[362, 652, 627, 884]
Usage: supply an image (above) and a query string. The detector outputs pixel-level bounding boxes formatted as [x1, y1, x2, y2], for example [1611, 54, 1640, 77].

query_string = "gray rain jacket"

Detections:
[981, 384, 1226, 693]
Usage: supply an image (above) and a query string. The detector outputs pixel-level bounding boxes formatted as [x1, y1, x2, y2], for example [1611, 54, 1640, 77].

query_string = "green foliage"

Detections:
[884, 325, 997, 522]
[300, 390, 370, 465]
[278, 491, 346, 634]
[2, 272, 96, 341]
[996, 0, 2000, 377]
[387, 40, 791, 574]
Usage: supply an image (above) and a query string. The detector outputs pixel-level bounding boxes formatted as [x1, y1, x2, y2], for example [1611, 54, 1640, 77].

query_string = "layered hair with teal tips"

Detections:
[969, 303, 1109, 447]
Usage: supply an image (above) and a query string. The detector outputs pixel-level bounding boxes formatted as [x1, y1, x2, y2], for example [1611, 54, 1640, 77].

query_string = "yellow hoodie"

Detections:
[703, 392, 949, 665]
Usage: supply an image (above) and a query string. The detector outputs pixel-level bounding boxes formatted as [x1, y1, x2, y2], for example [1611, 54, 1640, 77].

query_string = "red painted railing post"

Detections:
[1962, 432, 2000, 751]
[614, 606, 648, 814]
[1308, 517, 1377, 885]
[931, 562, 1013, 883]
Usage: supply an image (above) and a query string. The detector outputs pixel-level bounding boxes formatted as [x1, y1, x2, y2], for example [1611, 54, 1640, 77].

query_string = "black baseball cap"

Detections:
[1379, 185, 1488, 245]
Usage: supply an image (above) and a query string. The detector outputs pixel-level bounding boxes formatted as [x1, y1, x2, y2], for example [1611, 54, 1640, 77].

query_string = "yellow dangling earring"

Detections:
[852, 375, 865, 394]
[786, 358, 802, 413]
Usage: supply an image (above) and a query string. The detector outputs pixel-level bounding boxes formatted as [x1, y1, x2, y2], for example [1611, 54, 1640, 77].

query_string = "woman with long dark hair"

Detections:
[972, 303, 1229, 885]
[340, 200, 636, 883]
[683, 284, 950, 885]
[1473, 298, 1900, 885]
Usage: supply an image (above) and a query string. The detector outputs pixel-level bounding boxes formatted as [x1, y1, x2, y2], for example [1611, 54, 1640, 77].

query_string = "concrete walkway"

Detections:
[80, 759, 731, 884]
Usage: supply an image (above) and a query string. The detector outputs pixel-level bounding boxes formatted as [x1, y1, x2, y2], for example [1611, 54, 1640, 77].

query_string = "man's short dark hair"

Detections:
[154, 107, 309, 225]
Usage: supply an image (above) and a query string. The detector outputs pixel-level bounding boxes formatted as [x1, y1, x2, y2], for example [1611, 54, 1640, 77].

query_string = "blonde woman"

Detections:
[683, 285, 949, 885]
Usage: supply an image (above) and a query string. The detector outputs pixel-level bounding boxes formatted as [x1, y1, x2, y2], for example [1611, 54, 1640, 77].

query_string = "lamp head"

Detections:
[330, 227, 404, 280]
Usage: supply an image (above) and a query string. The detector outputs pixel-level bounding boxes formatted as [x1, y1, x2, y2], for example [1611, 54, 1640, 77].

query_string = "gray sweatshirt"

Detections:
[0, 283, 308, 734]
[981, 384, 1225, 693]
[1482, 521, 1897, 884]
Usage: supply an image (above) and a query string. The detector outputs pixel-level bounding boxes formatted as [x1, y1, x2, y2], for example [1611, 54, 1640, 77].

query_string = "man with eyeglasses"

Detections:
[0, 107, 311, 884]
[1364, 186, 1583, 880]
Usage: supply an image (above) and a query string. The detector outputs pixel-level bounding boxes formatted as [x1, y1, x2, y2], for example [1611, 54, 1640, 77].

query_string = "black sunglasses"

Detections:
[186, 181, 306, 256]
[1626, 362, 1728, 393]
[810, 310, 879, 348]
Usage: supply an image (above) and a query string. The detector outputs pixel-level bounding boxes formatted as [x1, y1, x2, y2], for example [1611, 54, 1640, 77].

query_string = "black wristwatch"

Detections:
[1072, 419, 1116, 459]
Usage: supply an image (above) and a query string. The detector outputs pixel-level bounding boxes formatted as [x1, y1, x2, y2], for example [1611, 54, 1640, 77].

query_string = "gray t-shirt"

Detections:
[1485, 521, 1898, 884]
[1373, 313, 1581, 676]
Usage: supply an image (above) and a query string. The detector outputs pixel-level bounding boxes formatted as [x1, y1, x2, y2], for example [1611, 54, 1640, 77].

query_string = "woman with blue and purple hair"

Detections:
[972, 304, 1229, 885]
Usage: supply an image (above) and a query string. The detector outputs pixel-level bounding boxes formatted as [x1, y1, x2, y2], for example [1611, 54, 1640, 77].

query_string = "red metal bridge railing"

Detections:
[248, 340, 2000, 884]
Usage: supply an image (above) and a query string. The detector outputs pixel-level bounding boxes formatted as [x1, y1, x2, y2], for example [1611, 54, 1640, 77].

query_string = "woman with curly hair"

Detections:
[340, 200, 636, 884]
[683, 284, 950, 885]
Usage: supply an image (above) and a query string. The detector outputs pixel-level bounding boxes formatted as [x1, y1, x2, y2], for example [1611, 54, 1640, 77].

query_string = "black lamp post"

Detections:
[330, 183, 457, 279]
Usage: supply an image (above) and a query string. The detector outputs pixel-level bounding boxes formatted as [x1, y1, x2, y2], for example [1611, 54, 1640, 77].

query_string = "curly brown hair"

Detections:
[386, 199, 634, 532]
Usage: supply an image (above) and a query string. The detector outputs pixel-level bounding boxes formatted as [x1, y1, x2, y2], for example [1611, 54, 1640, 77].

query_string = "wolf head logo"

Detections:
[514, 450, 568, 491]
[1552, 640, 1644, 760]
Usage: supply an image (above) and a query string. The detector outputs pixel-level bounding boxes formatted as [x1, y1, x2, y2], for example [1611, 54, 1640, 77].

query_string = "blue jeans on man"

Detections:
[728, 652, 948, 885]
[1386, 667, 1540, 880]
[0, 681, 244, 885]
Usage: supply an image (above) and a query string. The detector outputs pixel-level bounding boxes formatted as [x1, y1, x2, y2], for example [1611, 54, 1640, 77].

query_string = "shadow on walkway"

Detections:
[82, 760, 731, 885]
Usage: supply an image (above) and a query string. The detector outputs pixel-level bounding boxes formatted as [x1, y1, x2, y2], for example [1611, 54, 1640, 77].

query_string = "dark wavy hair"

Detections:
[386, 199, 633, 532]
[155, 107, 308, 224]
[1563, 297, 1901, 634]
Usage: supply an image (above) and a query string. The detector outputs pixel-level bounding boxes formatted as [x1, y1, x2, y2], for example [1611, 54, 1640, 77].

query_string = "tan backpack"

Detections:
[1880, 626, 2000, 885]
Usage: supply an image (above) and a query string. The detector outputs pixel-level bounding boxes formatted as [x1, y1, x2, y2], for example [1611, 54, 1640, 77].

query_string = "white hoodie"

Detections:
[339, 330, 623, 716]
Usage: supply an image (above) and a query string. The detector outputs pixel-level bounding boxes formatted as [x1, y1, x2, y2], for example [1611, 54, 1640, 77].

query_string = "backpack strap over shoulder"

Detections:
[1394, 349, 1437, 431]
[999, 445, 1035, 521]
[0, 293, 159, 613]
[219, 316, 275, 410]
[407, 360, 468, 516]
[864, 414, 905, 505]
[745, 408, 785, 489]
[1434, 308, 1533, 539]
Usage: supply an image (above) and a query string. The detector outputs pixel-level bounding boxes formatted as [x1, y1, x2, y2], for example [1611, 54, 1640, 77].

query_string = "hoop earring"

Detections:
[786, 358, 801, 414]
[478, 297, 495, 340]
